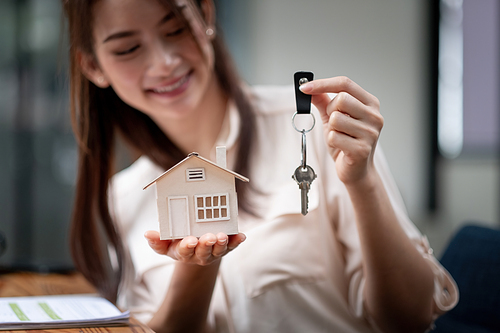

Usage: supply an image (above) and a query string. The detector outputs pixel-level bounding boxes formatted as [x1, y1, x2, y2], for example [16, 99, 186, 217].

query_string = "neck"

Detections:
[155, 78, 228, 158]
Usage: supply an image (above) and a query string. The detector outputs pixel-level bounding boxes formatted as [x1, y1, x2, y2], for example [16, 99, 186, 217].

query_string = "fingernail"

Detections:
[217, 237, 227, 245]
[187, 241, 197, 248]
[299, 82, 312, 93]
[240, 234, 247, 242]
[206, 240, 216, 246]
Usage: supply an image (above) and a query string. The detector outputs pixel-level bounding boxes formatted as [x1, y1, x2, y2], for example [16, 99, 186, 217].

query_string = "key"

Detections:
[292, 165, 317, 215]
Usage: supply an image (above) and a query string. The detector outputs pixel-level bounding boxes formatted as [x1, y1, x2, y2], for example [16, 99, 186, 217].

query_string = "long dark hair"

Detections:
[63, 0, 256, 303]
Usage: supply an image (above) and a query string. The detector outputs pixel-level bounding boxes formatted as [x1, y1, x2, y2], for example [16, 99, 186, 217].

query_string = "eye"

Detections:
[166, 27, 186, 37]
[114, 45, 140, 56]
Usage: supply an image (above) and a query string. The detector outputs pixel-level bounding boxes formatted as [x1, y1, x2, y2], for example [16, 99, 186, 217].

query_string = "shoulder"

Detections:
[246, 85, 296, 117]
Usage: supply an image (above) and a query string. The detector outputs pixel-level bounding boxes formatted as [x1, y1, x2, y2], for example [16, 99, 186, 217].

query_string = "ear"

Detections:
[77, 51, 110, 88]
[199, 0, 216, 31]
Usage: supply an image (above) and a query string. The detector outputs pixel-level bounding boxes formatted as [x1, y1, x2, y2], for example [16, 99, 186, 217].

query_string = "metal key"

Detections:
[292, 165, 317, 215]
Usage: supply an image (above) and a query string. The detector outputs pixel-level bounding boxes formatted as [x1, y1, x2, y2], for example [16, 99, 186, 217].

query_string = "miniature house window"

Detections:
[186, 168, 205, 181]
[195, 193, 230, 222]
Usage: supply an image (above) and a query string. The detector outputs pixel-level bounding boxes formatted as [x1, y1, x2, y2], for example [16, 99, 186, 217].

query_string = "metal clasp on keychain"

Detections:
[291, 72, 317, 216]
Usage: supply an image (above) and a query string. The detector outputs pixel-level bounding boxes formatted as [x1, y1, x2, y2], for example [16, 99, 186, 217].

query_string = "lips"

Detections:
[149, 72, 190, 95]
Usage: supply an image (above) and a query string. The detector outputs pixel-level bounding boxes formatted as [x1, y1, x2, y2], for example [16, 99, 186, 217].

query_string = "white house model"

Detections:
[143, 147, 249, 240]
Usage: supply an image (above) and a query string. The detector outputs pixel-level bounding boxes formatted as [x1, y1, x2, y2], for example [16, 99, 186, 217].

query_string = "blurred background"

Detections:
[0, 0, 499, 271]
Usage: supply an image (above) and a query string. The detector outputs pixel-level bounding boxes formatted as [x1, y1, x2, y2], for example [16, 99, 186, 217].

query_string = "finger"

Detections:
[300, 76, 377, 107]
[227, 233, 246, 251]
[212, 233, 228, 257]
[329, 111, 380, 142]
[176, 236, 198, 260]
[327, 129, 373, 162]
[331, 93, 384, 131]
[328, 92, 367, 120]
[311, 91, 368, 128]
[144, 230, 172, 255]
[329, 111, 361, 138]
[196, 233, 217, 262]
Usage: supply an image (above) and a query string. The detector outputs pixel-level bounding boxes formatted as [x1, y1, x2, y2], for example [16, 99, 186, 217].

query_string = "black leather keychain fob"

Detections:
[294, 71, 314, 114]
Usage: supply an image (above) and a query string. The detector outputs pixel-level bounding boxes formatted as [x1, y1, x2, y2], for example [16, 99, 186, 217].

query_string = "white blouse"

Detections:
[111, 85, 458, 333]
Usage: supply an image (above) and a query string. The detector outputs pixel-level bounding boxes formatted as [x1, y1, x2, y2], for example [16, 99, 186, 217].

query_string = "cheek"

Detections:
[182, 36, 213, 70]
[99, 59, 147, 109]
[99, 56, 143, 91]
[109, 64, 142, 89]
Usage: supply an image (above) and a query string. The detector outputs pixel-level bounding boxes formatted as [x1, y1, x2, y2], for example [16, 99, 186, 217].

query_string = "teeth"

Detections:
[153, 75, 188, 93]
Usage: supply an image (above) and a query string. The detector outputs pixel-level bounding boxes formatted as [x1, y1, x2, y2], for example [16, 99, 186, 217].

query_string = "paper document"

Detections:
[0, 295, 129, 330]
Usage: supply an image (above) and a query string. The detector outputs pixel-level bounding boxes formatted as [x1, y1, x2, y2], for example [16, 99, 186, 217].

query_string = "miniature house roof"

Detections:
[143, 152, 250, 190]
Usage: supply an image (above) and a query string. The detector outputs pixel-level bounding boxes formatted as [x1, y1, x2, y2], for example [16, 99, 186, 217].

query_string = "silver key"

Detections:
[292, 165, 317, 215]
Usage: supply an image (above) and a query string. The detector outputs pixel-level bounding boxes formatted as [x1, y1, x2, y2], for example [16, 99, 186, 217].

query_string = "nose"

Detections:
[146, 40, 181, 77]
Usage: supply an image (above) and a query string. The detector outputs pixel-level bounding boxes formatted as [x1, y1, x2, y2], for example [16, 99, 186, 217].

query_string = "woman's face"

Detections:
[89, 0, 215, 122]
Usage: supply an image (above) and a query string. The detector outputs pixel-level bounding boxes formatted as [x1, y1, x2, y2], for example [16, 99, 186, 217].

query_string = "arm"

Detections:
[301, 77, 435, 333]
[144, 231, 246, 333]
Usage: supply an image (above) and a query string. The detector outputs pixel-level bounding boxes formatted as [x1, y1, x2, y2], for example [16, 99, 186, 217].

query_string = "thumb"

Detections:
[300, 82, 331, 124]
[144, 230, 160, 242]
[311, 93, 332, 125]
[144, 230, 172, 255]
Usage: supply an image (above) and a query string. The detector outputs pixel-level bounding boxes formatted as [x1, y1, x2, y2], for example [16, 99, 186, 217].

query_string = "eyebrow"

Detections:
[102, 12, 176, 44]
[158, 11, 175, 26]
[103, 31, 136, 43]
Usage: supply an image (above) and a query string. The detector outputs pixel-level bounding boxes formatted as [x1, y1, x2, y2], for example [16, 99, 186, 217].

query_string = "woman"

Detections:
[63, 0, 458, 332]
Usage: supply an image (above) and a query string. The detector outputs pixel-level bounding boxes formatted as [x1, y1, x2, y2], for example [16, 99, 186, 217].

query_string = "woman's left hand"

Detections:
[300, 76, 383, 186]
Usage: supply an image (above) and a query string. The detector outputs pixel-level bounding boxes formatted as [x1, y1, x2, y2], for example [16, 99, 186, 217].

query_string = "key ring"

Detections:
[291, 112, 316, 133]
[301, 130, 307, 169]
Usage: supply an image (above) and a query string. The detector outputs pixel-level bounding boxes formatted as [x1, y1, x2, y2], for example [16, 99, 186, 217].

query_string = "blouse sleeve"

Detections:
[329, 146, 459, 325]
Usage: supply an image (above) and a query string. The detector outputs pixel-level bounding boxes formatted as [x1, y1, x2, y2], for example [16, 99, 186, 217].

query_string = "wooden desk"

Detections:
[0, 272, 154, 333]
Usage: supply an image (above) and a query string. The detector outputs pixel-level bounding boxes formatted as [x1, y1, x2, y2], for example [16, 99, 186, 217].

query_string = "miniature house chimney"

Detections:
[216, 146, 227, 168]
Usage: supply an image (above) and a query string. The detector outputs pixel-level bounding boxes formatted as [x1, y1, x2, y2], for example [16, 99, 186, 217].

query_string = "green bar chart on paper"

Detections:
[0, 295, 129, 329]
[8, 303, 29, 321]
[38, 302, 62, 320]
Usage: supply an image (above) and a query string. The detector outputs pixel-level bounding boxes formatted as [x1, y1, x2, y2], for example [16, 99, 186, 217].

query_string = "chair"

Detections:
[431, 224, 500, 333]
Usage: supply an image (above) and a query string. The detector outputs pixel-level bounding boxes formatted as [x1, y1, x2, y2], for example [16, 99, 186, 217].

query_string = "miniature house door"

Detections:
[168, 196, 190, 238]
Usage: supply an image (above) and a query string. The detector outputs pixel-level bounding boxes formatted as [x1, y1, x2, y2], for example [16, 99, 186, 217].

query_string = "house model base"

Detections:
[143, 147, 249, 240]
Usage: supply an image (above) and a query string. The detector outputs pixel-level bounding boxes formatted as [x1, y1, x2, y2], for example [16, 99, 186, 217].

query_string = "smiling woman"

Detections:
[62, 0, 458, 332]
[80, 0, 221, 131]
[64, 0, 255, 304]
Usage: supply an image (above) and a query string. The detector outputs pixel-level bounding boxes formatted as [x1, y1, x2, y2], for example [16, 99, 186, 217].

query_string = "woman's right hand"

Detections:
[144, 230, 246, 266]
